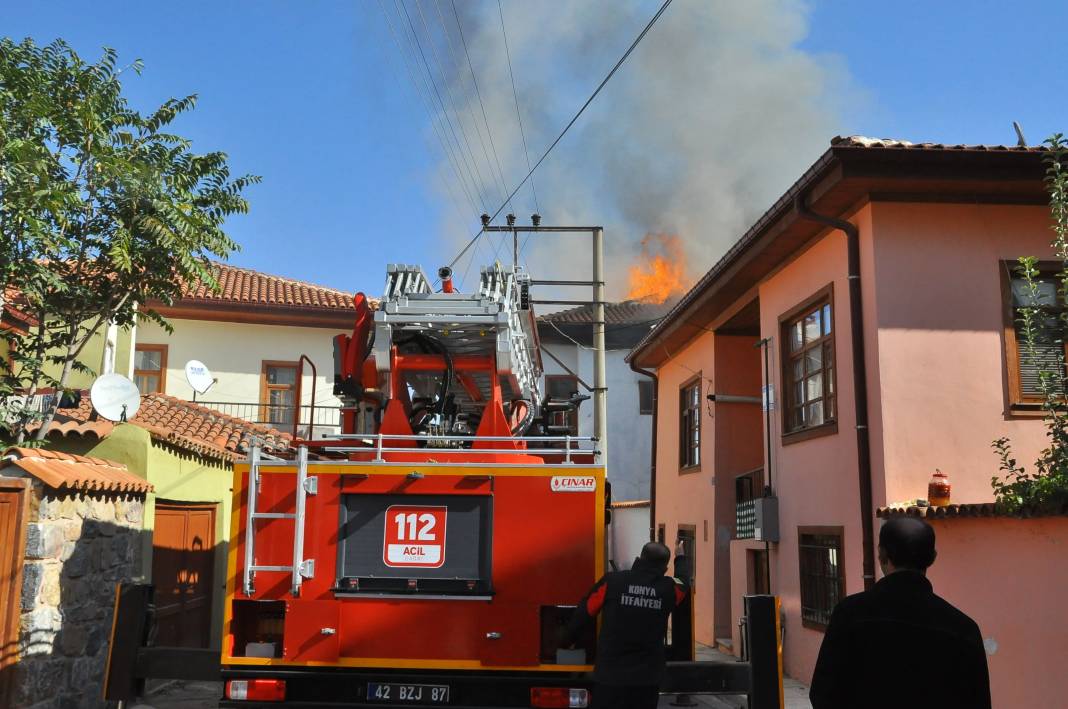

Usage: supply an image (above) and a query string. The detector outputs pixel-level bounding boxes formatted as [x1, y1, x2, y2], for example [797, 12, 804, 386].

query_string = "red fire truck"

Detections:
[219, 263, 608, 707]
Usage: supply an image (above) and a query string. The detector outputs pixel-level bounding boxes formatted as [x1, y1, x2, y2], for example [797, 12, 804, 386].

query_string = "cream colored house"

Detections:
[134, 263, 359, 438]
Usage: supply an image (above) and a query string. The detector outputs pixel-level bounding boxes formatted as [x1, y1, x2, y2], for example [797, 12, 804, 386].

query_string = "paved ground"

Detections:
[133, 646, 811, 709]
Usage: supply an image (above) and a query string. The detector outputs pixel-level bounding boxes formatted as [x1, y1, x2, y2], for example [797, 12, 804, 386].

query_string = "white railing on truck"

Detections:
[320, 433, 599, 464]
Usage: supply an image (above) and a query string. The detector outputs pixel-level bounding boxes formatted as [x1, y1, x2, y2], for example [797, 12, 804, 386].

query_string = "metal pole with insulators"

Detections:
[592, 227, 607, 467]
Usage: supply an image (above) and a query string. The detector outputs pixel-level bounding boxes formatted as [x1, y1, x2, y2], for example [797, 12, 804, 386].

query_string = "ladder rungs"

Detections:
[252, 512, 295, 520]
[251, 565, 293, 573]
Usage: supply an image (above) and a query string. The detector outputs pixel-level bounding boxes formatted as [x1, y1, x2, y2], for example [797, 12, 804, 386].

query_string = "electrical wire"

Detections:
[436, 0, 509, 210]
[414, 0, 494, 211]
[379, 0, 481, 218]
[449, 0, 676, 269]
[398, 0, 488, 213]
[497, 0, 540, 216]
[451, 0, 515, 219]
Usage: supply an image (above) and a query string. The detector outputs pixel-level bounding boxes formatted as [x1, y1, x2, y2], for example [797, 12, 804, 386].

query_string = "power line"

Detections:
[451, 0, 514, 219]
[413, 0, 494, 212]
[449, 0, 676, 268]
[377, 0, 481, 219]
[435, 0, 508, 209]
[399, 0, 488, 213]
[497, 0, 539, 216]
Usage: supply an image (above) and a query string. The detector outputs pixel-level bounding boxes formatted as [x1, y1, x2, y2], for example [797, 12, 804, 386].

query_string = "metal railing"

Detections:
[736, 500, 756, 540]
[193, 401, 342, 435]
[320, 432, 600, 463]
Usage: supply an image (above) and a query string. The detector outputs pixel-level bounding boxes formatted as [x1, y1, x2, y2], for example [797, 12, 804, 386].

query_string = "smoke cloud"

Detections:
[390, 0, 859, 298]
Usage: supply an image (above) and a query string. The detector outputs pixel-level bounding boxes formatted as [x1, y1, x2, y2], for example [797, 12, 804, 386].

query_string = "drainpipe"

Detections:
[794, 194, 876, 592]
[629, 362, 658, 541]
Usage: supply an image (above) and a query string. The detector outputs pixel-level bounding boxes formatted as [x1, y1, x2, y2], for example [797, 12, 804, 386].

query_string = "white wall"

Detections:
[540, 343, 653, 501]
[610, 504, 652, 570]
[136, 318, 344, 437]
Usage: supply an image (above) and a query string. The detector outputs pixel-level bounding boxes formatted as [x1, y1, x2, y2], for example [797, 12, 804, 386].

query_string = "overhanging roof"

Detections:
[627, 136, 1050, 369]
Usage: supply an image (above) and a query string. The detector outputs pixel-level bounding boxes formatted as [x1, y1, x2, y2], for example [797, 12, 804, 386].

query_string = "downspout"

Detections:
[630, 362, 658, 541]
[794, 194, 876, 592]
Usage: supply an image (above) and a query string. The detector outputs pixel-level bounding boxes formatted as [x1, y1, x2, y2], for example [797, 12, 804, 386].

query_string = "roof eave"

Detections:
[627, 143, 1049, 369]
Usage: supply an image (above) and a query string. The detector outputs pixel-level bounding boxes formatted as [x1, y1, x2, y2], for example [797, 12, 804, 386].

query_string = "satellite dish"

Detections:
[184, 360, 215, 395]
[90, 373, 141, 422]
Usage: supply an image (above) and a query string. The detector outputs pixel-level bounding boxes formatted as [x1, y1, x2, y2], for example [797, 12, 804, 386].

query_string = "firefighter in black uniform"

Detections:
[563, 542, 689, 709]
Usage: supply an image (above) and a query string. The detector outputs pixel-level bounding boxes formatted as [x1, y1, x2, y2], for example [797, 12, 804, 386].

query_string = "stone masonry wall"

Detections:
[13, 484, 145, 709]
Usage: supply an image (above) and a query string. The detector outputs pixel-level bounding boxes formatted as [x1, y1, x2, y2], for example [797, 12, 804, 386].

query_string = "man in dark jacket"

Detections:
[809, 517, 991, 709]
[564, 542, 688, 709]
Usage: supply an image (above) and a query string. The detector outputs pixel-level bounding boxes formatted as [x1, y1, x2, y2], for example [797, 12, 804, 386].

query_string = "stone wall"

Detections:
[12, 483, 145, 709]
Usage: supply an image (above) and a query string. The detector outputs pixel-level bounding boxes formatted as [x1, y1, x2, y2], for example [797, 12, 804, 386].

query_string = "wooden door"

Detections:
[0, 479, 30, 707]
[152, 502, 216, 648]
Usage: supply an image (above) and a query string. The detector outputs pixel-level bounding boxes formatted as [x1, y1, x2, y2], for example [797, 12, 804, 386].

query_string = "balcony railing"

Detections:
[193, 401, 343, 439]
[736, 500, 756, 540]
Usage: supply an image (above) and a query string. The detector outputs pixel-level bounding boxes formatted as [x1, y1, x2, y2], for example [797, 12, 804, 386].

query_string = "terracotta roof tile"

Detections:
[3, 447, 153, 493]
[32, 392, 291, 462]
[177, 262, 358, 311]
[610, 499, 651, 509]
[830, 135, 1050, 153]
[876, 502, 1068, 519]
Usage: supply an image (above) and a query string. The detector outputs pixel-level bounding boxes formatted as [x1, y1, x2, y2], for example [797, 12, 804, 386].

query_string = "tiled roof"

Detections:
[831, 135, 1050, 153]
[35, 393, 291, 462]
[2, 286, 36, 333]
[3, 447, 153, 494]
[177, 262, 357, 311]
[877, 502, 1068, 519]
[610, 499, 651, 509]
[541, 300, 674, 326]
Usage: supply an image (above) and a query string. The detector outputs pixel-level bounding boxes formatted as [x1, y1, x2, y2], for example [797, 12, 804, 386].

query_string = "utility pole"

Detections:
[482, 223, 607, 466]
[592, 227, 607, 468]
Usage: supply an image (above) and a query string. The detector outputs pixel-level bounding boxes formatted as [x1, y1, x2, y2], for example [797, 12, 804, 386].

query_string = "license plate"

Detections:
[366, 682, 450, 704]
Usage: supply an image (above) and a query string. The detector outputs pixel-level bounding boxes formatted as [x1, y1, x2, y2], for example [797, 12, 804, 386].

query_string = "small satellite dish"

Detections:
[184, 359, 215, 395]
[90, 373, 141, 422]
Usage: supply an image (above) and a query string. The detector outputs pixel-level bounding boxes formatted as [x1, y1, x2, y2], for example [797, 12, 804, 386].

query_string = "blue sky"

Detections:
[5, 1, 1067, 295]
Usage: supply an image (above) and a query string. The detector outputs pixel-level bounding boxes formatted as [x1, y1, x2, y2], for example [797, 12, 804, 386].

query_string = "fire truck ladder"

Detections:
[242, 445, 317, 597]
[373, 263, 541, 413]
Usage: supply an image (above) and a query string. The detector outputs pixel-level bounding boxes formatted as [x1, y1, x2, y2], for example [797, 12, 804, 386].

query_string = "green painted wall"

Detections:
[50, 424, 233, 648]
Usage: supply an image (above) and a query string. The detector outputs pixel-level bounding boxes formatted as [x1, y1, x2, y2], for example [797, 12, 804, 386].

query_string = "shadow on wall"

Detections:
[3, 491, 151, 709]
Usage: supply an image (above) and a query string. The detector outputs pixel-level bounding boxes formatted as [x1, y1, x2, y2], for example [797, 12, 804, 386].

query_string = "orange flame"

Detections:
[625, 233, 688, 304]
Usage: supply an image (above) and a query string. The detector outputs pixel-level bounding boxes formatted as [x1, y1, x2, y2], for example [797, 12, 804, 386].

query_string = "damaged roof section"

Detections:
[539, 300, 673, 350]
[3, 447, 153, 494]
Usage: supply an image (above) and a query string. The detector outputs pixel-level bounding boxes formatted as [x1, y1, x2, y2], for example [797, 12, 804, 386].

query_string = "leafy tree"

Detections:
[992, 134, 1068, 513]
[0, 38, 259, 442]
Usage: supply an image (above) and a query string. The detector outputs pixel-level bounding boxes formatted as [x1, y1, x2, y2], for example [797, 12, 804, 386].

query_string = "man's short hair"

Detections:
[879, 517, 936, 570]
[639, 542, 671, 569]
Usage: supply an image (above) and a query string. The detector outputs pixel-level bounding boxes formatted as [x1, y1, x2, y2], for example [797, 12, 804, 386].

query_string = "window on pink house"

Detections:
[798, 526, 845, 631]
[1003, 262, 1067, 406]
[780, 286, 837, 441]
[678, 376, 701, 471]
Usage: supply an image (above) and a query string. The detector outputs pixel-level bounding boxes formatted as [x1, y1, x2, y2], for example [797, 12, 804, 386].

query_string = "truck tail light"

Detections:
[530, 686, 589, 708]
[226, 679, 286, 701]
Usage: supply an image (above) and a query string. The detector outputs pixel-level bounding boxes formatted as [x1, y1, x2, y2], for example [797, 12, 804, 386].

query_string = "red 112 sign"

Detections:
[383, 505, 447, 568]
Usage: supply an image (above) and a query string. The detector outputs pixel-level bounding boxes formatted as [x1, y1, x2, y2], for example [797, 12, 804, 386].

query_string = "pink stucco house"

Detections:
[627, 136, 1068, 706]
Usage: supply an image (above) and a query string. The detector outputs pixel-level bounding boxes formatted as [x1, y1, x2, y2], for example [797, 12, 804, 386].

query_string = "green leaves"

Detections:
[0, 37, 259, 441]
[991, 135, 1068, 514]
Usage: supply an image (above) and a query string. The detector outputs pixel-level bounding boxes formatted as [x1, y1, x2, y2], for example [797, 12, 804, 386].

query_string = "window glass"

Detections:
[638, 379, 653, 415]
[781, 295, 835, 436]
[799, 530, 844, 629]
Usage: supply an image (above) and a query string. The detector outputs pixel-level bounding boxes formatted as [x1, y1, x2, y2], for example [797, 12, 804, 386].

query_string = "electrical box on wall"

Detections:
[754, 496, 779, 543]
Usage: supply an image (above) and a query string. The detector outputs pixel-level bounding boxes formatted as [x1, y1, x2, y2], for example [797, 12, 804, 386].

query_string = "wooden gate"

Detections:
[0, 478, 30, 707]
[152, 501, 216, 648]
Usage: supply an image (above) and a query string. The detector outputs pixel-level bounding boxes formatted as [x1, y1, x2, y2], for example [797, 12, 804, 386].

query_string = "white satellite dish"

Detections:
[184, 359, 215, 395]
[90, 373, 141, 422]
